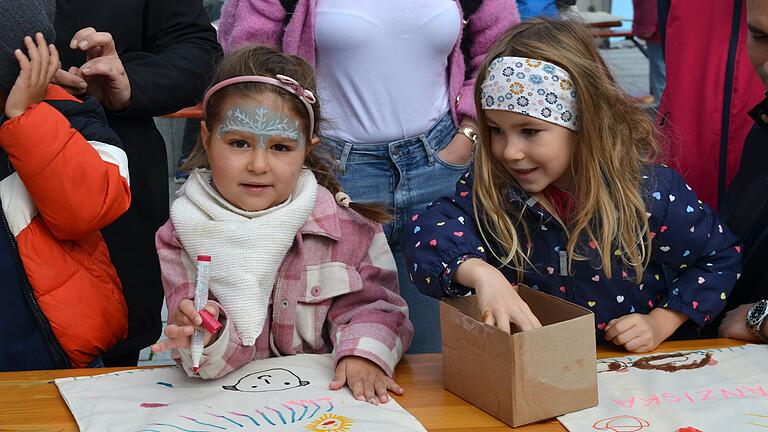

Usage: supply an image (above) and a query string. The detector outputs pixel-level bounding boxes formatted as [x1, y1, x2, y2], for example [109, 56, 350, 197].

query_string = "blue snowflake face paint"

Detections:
[217, 105, 304, 149]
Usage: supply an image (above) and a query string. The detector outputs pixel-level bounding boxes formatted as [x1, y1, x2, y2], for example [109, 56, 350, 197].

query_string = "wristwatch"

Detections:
[457, 125, 478, 147]
[746, 299, 768, 341]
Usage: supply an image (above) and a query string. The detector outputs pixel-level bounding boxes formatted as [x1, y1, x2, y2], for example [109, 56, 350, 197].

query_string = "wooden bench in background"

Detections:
[163, 102, 203, 119]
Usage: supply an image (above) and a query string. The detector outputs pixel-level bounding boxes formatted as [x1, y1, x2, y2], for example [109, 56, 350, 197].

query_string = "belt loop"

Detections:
[421, 134, 436, 166]
[336, 141, 353, 176]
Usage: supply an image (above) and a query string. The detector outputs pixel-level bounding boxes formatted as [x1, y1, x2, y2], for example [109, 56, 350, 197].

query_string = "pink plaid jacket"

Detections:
[156, 187, 413, 379]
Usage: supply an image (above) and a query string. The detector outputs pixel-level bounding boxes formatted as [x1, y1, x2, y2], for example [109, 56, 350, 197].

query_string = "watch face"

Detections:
[748, 301, 768, 325]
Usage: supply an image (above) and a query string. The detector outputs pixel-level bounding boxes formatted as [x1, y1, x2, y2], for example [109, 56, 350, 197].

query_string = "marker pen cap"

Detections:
[199, 309, 222, 333]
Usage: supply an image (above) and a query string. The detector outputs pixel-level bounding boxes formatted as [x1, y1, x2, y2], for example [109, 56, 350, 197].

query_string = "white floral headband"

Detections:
[480, 56, 579, 131]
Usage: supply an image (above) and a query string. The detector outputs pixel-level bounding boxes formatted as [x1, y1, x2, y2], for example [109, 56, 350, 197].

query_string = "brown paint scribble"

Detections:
[598, 361, 628, 373]
[631, 352, 713, 373]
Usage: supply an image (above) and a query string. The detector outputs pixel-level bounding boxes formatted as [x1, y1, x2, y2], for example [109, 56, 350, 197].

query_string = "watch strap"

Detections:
[748, 300, 768, 342]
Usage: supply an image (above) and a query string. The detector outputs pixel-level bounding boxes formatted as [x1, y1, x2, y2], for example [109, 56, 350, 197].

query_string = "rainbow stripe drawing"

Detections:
[55, 354, 425, 432]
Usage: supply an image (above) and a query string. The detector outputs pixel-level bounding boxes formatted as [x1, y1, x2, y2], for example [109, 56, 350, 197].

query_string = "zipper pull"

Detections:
[559, 250, 568, 276]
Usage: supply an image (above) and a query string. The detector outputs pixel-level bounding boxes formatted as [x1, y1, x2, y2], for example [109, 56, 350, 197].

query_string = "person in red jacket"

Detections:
[659, 0, 764, 209]
[715, 0, 768, 343]
[0, 0, 131, 370]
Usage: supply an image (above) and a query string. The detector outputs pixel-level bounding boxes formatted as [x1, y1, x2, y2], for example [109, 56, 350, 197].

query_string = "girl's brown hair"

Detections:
[184, 44, 391, 223]
[472, 18, 660, 282]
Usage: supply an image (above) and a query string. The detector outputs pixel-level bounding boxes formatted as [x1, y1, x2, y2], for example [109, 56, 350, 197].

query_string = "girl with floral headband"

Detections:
[151, 45, 413, 404]
[402, 18, 742, 353]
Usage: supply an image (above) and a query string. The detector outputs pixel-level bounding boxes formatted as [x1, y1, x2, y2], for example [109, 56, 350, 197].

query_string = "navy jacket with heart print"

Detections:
[401, 164, 742, 342]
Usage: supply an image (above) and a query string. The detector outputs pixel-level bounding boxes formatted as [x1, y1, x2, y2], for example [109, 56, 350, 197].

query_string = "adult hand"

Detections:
[64, 27, 131, 111]
[455, 258, 542, 334]
[151, 299, 221, 352]
[329, 356, 403, 405]
[5, 33, 59, 118]
[438, 119, 478, 165]
[438, 132, 475, 165]
[52, 66, 87, 95]
[718, 303, 763, 342]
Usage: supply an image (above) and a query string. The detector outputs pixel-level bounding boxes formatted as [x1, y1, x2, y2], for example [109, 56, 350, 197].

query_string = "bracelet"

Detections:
[457, 125, 478, 146]
[457, 126, 478, 159]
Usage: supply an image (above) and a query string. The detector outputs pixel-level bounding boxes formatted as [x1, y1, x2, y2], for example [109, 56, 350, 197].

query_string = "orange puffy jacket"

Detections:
[0, 86, 131, 368]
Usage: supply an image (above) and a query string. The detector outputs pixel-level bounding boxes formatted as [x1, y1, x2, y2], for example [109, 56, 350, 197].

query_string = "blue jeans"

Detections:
[647, 40, 666, 105]
[322, 113, 470, 353]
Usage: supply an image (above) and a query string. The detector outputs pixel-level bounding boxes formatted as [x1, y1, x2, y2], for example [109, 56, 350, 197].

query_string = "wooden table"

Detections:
[0, 338, 744, 431]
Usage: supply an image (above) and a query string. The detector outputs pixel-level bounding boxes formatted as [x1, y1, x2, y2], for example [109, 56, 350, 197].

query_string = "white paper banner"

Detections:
[558, 344, 768, 432]
[56, 354, 426, 432]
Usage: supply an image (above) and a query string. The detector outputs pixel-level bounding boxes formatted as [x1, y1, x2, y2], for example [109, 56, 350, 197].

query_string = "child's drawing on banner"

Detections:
[222, 368, 310, 392]
[559, 344, 768, 431]
[55, 354, 425, 432]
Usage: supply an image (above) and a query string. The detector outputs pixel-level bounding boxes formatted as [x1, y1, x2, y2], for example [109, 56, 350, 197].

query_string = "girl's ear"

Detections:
[201, 121, 210, 153]
[306, 135, 320, 155]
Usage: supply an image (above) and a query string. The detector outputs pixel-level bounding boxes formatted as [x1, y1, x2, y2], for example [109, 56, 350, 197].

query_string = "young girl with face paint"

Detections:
[151, 45, 413, 404]
[402, 18, 742, 353]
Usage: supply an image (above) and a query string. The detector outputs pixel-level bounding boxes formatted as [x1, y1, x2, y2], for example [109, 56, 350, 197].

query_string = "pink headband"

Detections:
[202, 74, 317, 135]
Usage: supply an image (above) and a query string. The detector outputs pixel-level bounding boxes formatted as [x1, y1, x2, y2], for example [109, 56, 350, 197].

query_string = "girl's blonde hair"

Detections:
[184, 44, 391, 223]
[472, 18, 660, 282]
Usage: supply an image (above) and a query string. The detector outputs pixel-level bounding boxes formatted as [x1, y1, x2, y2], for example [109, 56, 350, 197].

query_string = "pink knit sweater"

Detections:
[218, 0, 519, 124]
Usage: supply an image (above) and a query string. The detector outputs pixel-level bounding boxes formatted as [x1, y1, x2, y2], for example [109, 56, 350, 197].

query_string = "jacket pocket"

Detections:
[295, 262, 363, 350]
[301, 262, 363, 303]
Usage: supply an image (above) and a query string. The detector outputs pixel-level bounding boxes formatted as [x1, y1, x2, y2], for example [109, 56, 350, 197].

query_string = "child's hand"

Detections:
[604, 308, 687, 352]
[5, 33, 59, 119]
[604, 313, 660, 352]
[329, 356, 403, 405]
[455, 258, 542, 333]
[151, 299, 220, 353]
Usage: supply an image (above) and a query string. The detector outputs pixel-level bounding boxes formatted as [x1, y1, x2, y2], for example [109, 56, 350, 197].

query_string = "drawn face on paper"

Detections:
[222, 368, 310, 393]
[202, 93, 317, 212]
[593, 415, 650, 431]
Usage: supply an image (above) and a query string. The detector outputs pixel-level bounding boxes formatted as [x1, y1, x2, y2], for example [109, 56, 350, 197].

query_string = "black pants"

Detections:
[102, 206, 166, 367]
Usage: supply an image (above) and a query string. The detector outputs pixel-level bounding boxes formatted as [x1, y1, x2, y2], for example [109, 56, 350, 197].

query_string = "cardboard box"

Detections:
[440, 285, 598, 427]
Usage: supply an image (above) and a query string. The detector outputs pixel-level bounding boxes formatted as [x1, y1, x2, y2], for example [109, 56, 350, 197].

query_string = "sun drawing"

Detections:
[305, 413, 353, 431]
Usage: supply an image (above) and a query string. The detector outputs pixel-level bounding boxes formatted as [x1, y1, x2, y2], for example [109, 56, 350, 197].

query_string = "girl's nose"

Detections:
[247, 147, 268, 173]
[503, 138, 525, 162]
